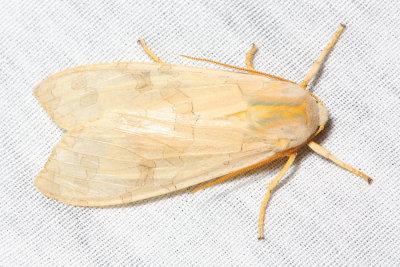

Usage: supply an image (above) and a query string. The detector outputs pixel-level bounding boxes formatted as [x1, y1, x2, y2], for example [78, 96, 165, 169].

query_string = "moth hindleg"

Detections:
[137, 39, 166, 63]
[245, 43, 258, 70]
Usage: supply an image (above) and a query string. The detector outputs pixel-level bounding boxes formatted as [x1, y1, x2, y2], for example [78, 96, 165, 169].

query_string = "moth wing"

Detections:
[35, 111, 279, 206]
[34, 63, 271, 130]
[35, 63, 319, 205]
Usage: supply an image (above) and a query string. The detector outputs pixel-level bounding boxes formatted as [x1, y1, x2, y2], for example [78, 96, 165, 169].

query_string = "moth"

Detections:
[35, 25, 371, 239]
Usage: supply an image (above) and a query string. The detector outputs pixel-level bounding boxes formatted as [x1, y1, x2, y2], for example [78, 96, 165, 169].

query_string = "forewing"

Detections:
[35, 111, 277, 206]
[34, 63, 272, 130]
[35, 62, 318, 206]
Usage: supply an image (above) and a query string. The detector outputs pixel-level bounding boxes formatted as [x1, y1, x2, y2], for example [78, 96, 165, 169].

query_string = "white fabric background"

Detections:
[1, 1, 399, 266]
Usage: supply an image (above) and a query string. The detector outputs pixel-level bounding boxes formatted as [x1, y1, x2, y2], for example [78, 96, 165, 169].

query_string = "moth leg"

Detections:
[245, 44, 258, 70]
[299, 24, 346, 89]
[137, 39, 166, 63]
[308, 141, 372, 184]
[258, 153, 297, 240]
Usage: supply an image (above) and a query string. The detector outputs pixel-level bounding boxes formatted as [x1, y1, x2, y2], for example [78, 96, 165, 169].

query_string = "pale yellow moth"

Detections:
[35, 25, 372, 239]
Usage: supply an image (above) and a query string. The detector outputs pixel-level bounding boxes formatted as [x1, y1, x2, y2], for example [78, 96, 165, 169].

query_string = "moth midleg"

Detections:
[245, 43, 258, 70]
[299, 24, 346, 89]
[307, 141, 372, 184]
[258, 153, 297, 240]
[137, 39, 166, 63]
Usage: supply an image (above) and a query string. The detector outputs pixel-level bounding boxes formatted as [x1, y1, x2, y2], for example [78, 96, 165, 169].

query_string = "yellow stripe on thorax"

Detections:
[245, 100, 307, 128]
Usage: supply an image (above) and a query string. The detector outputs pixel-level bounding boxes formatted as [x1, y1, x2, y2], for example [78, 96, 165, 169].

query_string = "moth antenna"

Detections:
[258, 153, 297, 240]
[309, 92, 323, 104]
[191, 160, 265, 194]
[137, 39, 166, 64]
[307, 141, 372, 184]
[191, 132, 323, 195]
[191, 147, 299, 194]
[299, 24, 346, 89]
[245, 43, 258, 70]
[180, 54, 295, 84]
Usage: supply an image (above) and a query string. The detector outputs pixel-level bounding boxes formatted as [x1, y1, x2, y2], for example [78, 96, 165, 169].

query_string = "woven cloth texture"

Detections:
[1, 1, 399, 266]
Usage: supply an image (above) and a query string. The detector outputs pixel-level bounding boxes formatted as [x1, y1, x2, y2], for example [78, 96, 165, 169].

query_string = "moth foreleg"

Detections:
[308, 141, 372, 184]
[299, 24, 346, 89]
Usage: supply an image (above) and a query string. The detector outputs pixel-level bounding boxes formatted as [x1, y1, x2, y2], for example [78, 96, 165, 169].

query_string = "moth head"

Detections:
[317, 101, 329, 126]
